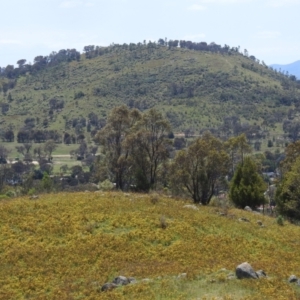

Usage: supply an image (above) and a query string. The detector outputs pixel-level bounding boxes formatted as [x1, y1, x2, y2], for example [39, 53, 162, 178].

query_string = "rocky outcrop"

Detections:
[256, 270, 267, 278]
[112, 276, 130, 286]
[288, 275, 298, 283]
[236, 262, 259, 279]
[244, 206, 252, 212]
[100, 276, 136, 292]
[101, 282, 118, 292]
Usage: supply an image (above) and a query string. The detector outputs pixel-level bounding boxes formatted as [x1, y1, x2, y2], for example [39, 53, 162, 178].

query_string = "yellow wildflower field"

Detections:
[0, 192, 299, 299]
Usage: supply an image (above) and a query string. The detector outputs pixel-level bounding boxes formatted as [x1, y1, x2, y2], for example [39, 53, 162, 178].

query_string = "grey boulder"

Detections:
[101, 282, 118, 292]
[236, 262, 258, 279]
[288, 275, 298, 283]
[256, 270, 267, 278]
[244, 206, 252, 212]
[112, 276, 130, 286]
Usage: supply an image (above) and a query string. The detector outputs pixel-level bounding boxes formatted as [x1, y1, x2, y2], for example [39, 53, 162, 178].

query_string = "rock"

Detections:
[91, 183, 100, 189]
[177, 273, 187, 279]
[288, 275, 298, 283]
[244, 206, 252, 212]
[239, 217, 250, 222]
[257, 220, 263, 226]
[297, 279, 300, 286]
[236, 262, 258, 279]
[101, 282, 118, 292]
[256, 270, 267, 278]
[227, 273, 236, 280]
[141, 278, 151, 283]
[128, 277, 137, 284]
[29, 195, 39, 200]
[183, 205, 199, 210]
[112, 276, 130, 286]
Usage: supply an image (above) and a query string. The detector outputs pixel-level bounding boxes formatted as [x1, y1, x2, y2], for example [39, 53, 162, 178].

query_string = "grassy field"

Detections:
[0, 192, 300, 299]
[2, 141, 85, 174]
[2, 141, 78, 159]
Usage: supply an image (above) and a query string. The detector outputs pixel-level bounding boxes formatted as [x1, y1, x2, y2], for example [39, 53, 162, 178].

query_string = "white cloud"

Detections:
[187, 4, 206, 10]
[255, 30, 281, 39]
[183, 34, 206, 41]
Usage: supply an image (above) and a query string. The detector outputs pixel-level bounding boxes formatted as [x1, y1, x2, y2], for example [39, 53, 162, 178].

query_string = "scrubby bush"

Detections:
[230, 157, 266, 209]
[100, 179, 114, 191]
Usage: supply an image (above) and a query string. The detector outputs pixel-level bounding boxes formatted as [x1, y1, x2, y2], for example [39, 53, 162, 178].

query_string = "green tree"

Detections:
[125, 108, 171, 191]
[276, 156, 300, 220]
[169, 132, 229, 205]
[280, 140, 300, 176]
[0, 145, 10, 163]
[95, 105, 141, 190]
[44, 140, 57, 161]
[41, 172, 53, 192]
[230, 157, 266, 209]
[225, 133, 252, 176]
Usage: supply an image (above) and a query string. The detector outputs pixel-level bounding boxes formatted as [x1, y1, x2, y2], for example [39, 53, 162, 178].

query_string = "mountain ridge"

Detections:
[270, 60, 300, 79]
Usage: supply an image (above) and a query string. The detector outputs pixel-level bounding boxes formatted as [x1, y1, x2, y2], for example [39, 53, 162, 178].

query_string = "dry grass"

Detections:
[0, 192, 300, 299]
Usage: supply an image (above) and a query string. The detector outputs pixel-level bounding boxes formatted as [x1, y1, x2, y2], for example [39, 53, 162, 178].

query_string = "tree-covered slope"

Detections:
[1, 43, 300, 138]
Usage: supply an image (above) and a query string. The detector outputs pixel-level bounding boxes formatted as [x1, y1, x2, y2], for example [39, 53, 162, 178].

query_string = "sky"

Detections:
[0, 0, 299, 67]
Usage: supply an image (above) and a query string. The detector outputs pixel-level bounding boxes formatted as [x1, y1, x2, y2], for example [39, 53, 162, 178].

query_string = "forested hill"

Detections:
[1, 41, 300, 142]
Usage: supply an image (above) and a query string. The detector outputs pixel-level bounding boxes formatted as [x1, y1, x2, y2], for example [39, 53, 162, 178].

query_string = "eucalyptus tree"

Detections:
[125, 108, 171, 191]
[169, 132, 229, 205]
[95, 105, 141, 190]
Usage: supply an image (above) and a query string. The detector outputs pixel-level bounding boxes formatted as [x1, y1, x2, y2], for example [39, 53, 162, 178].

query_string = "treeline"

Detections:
[0, 48, 81, 81]
[1, 129, 87, 144]
[0, 38, 297, 100]
[3, 105, 300, 221]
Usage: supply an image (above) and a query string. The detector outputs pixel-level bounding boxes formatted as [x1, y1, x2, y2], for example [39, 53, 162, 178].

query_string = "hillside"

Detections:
[0, 192, 300, 299]
[271, 60, 300, 80]
[1, 43, 300, 142]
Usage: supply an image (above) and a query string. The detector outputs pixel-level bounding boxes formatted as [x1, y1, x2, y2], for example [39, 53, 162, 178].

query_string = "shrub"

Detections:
[99, 179, 114, 191]
[277, 215, 284, 226]
[150, 193, 159, 204]
[28, 188, 36, 196]
[5, 190, 16, 198]
[230, 157, 267, 209]
[276, 156, 300, 220]
[159, 216, 168, 229]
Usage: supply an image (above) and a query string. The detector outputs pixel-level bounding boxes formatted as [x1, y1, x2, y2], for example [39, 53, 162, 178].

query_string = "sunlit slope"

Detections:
[1, 46, 299, 133]
[0, 192, 300, 299]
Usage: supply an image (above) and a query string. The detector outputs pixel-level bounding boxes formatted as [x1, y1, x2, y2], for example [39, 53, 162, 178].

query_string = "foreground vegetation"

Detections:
[0, 192, 300, 299]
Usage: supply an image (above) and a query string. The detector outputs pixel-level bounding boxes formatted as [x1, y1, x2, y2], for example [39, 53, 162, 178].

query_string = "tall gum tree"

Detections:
[124, 108, 171, 191]
[169, 132, 229, 205]
[95, 105, 141, 190]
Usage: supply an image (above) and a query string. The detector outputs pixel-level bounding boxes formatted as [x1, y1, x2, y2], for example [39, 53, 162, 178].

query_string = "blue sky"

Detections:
[0, 0, 299, 67]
